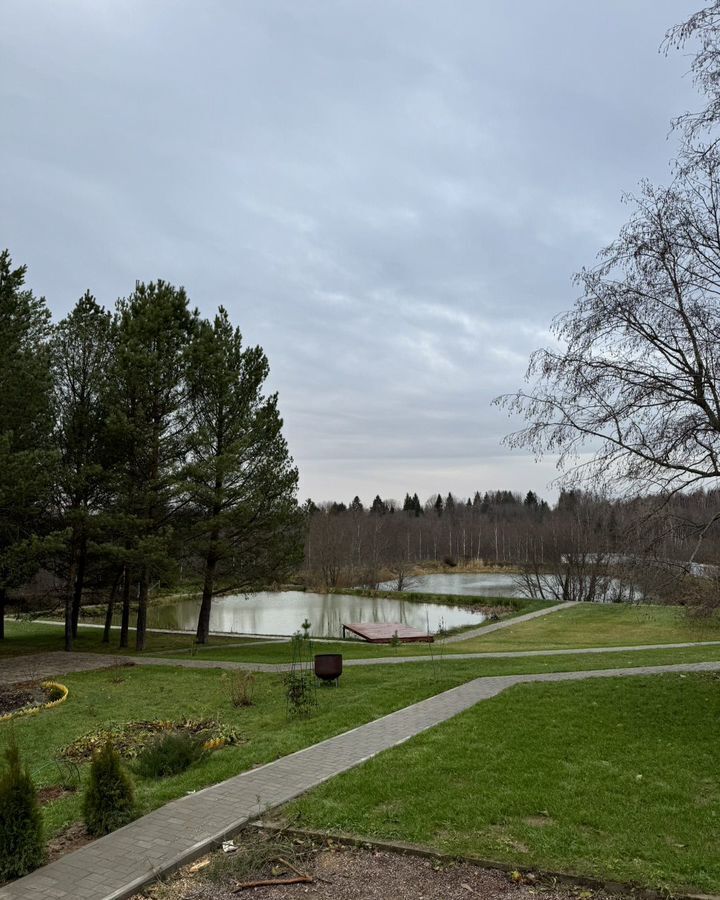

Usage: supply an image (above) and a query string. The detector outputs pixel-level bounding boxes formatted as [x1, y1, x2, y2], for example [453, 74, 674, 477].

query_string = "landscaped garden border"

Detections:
[0, 681, 68, 724]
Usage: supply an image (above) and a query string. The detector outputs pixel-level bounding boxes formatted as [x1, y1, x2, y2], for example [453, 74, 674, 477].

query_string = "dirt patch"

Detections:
[37, 786, 77, 806]
[469, 606, 515, 619]
[0, 681, 50, 716]
[133, 832, 625, 900]
[47, 824, 94, 864]
[524, 815, 556, 828]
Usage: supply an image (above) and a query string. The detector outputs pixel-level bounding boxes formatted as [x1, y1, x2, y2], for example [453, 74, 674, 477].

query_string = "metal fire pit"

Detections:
[314, 653, 343, 686]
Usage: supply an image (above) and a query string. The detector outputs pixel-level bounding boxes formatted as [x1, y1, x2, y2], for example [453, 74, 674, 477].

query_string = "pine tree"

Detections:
[182, 309, 303, 644]
[0, 251, 54, 640]
[109, 281, 197, 650]
[350, 496, 364, 514]
[434, 493, 444, 516]
[370, 495, 388, 515]
[51, 292, 114, 649]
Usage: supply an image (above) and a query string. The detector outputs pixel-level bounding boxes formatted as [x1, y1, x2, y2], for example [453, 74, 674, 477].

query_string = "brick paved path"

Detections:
[129, 636, 720, 673]
[3, 659, 720, 900]
[0, 650, 128, 684]
[442, 600, 573, 642]
[5, 635, 720, 683]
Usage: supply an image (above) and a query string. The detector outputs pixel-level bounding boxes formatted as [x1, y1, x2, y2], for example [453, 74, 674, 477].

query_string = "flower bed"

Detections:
[61, 719, 242, 760]
[0, 681, 68, 723]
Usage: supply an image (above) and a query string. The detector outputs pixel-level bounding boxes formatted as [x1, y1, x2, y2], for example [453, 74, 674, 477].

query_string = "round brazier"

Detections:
[314, 653, 343, 683]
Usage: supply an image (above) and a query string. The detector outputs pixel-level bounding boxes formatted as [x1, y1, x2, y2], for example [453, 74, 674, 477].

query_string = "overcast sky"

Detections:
[0, 0, 702, 505]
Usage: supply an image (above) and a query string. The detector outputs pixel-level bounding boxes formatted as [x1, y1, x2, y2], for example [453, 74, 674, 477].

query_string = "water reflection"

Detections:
[114, 589, 488, 637]
[378, 573, 524, 597]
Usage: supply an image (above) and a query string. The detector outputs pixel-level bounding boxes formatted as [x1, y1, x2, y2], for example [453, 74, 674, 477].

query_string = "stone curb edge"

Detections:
[252, 822, 720, 900]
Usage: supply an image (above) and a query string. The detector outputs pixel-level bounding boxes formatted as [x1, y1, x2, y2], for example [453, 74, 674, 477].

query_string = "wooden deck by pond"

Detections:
[342, 622, 434, 643]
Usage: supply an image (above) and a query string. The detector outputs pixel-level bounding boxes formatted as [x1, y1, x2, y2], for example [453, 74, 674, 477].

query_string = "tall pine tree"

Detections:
[109, 281, 196, 650]
[51, 293, 114, 648]
[182, 309, 303, 643]
[0, 251, 54, 640]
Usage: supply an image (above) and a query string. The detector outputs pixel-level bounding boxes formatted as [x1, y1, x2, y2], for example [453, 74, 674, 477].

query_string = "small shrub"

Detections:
[54, 759, 81, 792]
[0, 735, 45, 880]
[284, 671, 317, 717]
[226, 670, 256, 707]
[134, 731, 206, 779]
[83, 741, 135, 836]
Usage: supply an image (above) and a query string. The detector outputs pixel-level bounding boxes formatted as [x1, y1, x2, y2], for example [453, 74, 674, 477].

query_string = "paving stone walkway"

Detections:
[441, 600, 573, 642]
[0, 650, 128, 684]
[5, 635, 720, 683]
[3, 659, 720, 900]
[129, 636, 720, 674]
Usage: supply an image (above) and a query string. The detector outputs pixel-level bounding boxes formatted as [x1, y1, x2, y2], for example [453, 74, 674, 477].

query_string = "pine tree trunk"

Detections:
[103, 569, 123, 643]
[71, 532, 88, 638]
[119, 569, 131, 648]
[64, 589, 74, 652]
[135, 567, 148, 651]
[196, 549, 218, 644]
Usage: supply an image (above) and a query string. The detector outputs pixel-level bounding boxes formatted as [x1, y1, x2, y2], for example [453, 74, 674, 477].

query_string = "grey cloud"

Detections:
[0, 0, 701, 503]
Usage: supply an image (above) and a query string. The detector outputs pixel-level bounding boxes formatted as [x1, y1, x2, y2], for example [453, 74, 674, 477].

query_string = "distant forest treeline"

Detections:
[302, 488, 720, 604]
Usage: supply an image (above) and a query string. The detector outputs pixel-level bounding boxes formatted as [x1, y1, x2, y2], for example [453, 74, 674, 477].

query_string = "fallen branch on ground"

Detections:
[232, 875, 313, 892]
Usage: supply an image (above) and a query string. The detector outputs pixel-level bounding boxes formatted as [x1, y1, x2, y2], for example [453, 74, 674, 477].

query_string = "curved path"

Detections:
[441, 600, 573, 642]
[4, 636, 720, 684]
[2, 659, 720, 900]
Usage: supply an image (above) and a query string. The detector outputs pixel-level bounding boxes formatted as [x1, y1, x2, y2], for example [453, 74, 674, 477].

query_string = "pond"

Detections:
[378, 572, 524, 597]
[115, 589, 490, 638]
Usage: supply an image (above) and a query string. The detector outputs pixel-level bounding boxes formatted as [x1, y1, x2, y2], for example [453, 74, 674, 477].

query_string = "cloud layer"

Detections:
[0, 0, 699, 503]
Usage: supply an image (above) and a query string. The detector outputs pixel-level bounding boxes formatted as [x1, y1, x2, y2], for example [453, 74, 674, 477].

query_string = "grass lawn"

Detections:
[0, 603, 544, 664]
[5, 605, 720, 666]
[281, 672, 720, 894]
[0, 619, 267, 658]
[449, 602, 720, 653]
[332, 588, 542, 611]
[144, 638, 720, 668]
[0, 658, 510, 839]
[141, 603, 720, 663]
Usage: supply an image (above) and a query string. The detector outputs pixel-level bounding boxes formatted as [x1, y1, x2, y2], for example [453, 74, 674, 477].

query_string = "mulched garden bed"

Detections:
[0, 682, 53, 717]
[133, 831, 627, 900]
[61, 719, 242, 760]
[47, 824, 94, 864]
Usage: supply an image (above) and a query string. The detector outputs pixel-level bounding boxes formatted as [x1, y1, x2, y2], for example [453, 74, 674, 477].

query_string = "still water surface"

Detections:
[108, 574, 526, 638]
[120, 578, 511, 638]
[378, 573, 523, 597]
